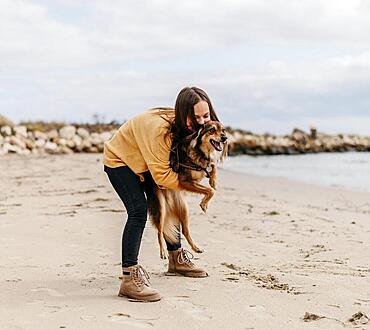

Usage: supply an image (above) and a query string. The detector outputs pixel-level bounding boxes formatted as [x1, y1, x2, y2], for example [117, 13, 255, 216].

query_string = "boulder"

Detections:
[34, 130, 48, 141]
[9, 136, 26, 149]
[59, 125, 77, 140]
[13, 126, 28, 138]
[34, 139, 46, 148]
[77, 127, 90, 139]
[0, 115, 14, 127]
[47, 129, 59, 140]
[100, 131, 112, 142]
[44, 141, 58, 154]
[3, 142, 22, 154]
[1, 126, 12, 136]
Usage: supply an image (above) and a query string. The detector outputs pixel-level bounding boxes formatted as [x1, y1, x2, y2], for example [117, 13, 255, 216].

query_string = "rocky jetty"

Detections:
[0, 121, 369, 156]
[226, 127, 370, 156]
[0, 124, 114, 155]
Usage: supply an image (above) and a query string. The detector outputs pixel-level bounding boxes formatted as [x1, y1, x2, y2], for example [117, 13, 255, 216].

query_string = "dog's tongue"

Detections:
[212, 140, 222, 151]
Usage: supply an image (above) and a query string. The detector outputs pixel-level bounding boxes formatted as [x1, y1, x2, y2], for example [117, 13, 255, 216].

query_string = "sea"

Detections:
[221, 152, 370, 193]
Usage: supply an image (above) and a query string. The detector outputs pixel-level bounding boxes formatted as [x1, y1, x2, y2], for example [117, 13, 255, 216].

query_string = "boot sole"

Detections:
[165, 271, 208, 278]
[118, 293, 161, 302]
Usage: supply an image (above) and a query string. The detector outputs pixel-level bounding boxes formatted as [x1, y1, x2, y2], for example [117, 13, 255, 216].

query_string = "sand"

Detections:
[0, 153, 369, 329]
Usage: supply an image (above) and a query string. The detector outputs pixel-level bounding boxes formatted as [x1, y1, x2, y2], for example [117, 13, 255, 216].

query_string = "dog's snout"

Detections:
[221, 135, 227, 143]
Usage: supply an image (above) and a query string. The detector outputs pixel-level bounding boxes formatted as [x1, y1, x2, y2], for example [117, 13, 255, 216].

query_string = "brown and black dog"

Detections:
[144, 121, 228, 259]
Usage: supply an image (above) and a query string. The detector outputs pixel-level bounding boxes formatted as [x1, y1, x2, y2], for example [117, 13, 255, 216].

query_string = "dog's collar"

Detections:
[171, 139, 211, 177]
[178, 162, 212, 178]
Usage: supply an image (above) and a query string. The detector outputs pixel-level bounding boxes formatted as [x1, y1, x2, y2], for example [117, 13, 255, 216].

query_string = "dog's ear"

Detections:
[189, 128, 203, 148]
[183, 130, 198, 143]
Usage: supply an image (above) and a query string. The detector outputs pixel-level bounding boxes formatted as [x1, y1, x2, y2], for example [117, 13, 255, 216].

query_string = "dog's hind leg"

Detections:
[174, 192, 203, 253]
[157, 191, 168, 259]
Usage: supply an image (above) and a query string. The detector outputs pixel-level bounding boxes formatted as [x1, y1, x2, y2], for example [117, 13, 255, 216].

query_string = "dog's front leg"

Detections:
[209, 163, 217, 190]
[180, 181, 214, 213]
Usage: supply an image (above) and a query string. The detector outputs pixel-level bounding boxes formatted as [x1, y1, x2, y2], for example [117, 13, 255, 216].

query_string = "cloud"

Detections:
[1, 0, 370, 135]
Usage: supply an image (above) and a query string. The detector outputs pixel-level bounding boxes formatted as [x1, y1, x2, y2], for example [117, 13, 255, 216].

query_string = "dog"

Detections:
[144, 121, 228, 259]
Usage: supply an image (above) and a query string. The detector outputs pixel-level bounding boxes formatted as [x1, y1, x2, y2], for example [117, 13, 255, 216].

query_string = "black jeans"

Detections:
[104, 165, 181, 267]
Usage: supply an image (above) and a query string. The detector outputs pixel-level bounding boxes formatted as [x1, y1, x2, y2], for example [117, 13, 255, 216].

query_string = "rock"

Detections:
[44, 141, 58, 154]
[77, 139, 92, 152]
[291, 128, 309, 143]
[100, 131, 112, 142]
[3, 142, 22, 154]
[0, 115, 14, 127]
[66, 139, 75, 149]
[47, 129, 59, 140]
[13, 126, 28, 138]
[1, 126, 12, 136]
[90, 133, 101, 145]
[60, 146, 74, 154]
[9, 136, 26, 149]
[58, 138, 67, 147]
[59, 125, 76, 140]
[77, 127, 90, 139]
[25, 139, 36, 150]
[72, 134, 83, 148]
[87, 146, 99, 153]
[34, 139, 46, 148]
[0, 147, 7, 155]
[34, 130, 48, 141]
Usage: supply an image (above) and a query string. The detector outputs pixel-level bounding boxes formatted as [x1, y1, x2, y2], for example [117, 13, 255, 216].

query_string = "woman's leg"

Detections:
[104, 166, 147, 267]
[165, 228, 181, 251]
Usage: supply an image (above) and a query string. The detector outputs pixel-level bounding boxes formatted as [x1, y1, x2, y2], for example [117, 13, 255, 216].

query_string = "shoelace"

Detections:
[132, 265, 151, 288]
[177, 249, 195, 267]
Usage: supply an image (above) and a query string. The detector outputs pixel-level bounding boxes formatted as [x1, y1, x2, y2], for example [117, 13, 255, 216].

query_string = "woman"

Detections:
[103, 86, 219, 302]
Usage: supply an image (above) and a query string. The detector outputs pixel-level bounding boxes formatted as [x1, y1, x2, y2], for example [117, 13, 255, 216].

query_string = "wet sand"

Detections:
[0, 153, 369, 329]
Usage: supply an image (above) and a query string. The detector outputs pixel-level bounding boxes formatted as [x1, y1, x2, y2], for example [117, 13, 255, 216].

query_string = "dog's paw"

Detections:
[160, 249, 168, 259]
[199, 202, 208, 213]
[192, 245, 204, 253]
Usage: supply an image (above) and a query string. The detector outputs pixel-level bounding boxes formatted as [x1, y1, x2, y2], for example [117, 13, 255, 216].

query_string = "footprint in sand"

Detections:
[247, 305, 274, 319]
[167, 297, 211, 321]
[31, 287, 65, 297]
[108, 313, 156, 328]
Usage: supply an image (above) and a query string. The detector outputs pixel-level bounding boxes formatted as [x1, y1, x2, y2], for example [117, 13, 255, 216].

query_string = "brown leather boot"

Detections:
[118, 265, 161, 302]
[166, 248, 208, 278]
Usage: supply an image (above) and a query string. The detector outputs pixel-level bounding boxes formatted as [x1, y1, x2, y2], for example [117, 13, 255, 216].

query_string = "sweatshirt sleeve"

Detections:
[137, 124, 180, 190]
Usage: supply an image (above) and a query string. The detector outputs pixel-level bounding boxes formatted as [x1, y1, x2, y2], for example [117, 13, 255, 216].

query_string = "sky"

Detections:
[1, 0, 370, 135]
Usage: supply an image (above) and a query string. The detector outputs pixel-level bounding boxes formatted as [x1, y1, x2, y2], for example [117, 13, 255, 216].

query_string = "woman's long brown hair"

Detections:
[171, 86, 219, 140]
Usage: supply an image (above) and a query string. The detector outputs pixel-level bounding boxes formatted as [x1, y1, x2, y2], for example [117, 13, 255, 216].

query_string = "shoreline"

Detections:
[1, 154, 369, 329]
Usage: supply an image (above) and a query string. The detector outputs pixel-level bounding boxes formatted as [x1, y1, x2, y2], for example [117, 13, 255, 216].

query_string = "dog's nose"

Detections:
[221, 135, 227, 143]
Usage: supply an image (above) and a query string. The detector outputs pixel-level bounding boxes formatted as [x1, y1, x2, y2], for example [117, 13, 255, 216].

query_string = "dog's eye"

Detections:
[208, 127, 216, 134]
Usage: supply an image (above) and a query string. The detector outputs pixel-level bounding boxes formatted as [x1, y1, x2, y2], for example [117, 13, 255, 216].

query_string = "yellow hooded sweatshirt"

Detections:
[103, 108, 179, 190]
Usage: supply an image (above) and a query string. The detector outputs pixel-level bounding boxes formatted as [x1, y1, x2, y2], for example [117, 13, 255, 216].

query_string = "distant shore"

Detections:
[1, 119, 370, 156]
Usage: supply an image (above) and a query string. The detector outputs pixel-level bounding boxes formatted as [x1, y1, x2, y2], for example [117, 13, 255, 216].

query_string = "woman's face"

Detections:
[186, 100, 211, 131]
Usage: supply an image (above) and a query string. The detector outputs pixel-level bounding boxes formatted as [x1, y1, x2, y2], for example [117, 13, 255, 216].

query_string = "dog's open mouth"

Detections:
[210, 139, 223, 151]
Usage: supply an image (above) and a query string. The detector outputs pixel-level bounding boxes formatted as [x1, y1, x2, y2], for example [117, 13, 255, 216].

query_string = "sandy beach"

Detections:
[0, 153, 369, 329]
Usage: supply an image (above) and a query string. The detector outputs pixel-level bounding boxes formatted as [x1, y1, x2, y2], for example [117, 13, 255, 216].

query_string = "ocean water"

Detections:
[221, 152, 370, 192]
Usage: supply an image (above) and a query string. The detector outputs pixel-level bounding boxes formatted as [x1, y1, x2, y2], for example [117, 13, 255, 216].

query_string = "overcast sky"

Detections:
[1, 0, 370, 135]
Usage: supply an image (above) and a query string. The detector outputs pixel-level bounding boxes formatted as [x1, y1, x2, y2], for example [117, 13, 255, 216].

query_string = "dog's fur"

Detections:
[144, 121, 228, 259]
